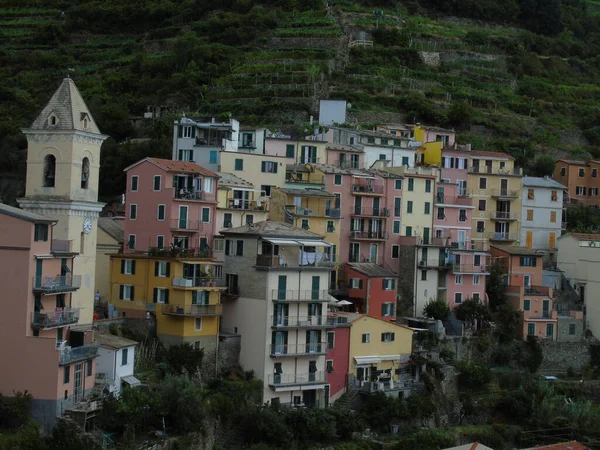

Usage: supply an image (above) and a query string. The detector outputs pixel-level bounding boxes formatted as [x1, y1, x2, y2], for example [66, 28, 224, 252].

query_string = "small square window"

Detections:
[131, 175, 138, 192]
[421, 270, 427, 281]
[455, 293, 463, 304]
[478, 200, 486, 211]
[407, 201, 413, 214]
[569, 324, 576, 335]
[479, 178, 487, 189]
[361, 333, 370, 343]
[234, 159, 243, 171]
[579, 168, 585, 177]
[334, 174, 342, 185]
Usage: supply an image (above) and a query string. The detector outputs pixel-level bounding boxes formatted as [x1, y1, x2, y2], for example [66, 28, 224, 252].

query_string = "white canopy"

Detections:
[295, 240, 331, 247]
[354, 355, 409, 365]
[337, 300, 353, 306]
[263, 238, 330, 247]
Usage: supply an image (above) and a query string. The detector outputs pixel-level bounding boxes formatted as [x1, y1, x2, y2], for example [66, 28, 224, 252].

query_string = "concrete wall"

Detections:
[96, 226, 121, 303]
[521, 183, 564, 250]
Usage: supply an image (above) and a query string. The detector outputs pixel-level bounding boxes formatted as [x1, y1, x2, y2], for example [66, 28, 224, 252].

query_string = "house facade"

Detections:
[553, 159, 600, 206]
[216, 172, 269, 233]
[341, 263, 398, 320]
[96, 218, 124, 304]
[219, 151, 286, 199]
[325, 315, 351, 402]
[95, 333, 139, 396]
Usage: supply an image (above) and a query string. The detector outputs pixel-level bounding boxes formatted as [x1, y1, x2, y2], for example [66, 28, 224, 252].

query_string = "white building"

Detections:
[521, 176, 566, 251]
[219, 221, 336, 408]
[95, 333, 139, 396]
[238, 127, 267, 154]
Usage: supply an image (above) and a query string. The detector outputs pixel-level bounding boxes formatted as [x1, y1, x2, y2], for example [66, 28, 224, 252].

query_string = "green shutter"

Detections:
[130, 286, 135, 300]
[164, 289, 169, 304]
[121, 260, 125, 274]
[202, 208, 210, 223]
[119, 285, 124, 300]
[166, 263, 171, 277]
[191, 127, 196, 138]
[154, 262, 159, 277]
[178, 126, 182, 138]
[153, 288, 158, 303]
[131, 260, 136, 275]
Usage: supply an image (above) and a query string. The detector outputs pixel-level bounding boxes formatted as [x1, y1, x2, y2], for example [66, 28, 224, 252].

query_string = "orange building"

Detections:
[553, 159, 600, 206]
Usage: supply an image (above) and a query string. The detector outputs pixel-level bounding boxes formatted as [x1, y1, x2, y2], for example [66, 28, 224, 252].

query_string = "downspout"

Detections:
[413, 247, 418, 317]
[113, 349, 118, 393]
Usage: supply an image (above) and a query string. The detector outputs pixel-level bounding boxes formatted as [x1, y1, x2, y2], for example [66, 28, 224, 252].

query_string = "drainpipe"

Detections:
[413, 247, 418, 317]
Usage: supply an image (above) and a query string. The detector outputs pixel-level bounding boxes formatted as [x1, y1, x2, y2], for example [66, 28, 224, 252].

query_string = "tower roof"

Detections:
[28, 77, 102, 134]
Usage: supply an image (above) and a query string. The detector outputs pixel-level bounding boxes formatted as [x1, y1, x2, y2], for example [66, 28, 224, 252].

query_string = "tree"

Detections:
[447, 100, 473, 130]
[454, 298, 492, 327]
[531, 155, 556, 177]
[486, 262, 506, 311]
[158, 342, 204, 378]
[156, 374, 205, 433]
[423, 298, 451, 321]
[494, 304, 521, 343]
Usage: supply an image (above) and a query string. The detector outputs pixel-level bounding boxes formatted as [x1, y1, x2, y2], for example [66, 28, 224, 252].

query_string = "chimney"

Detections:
[466, 143, 471, 152]
[211, 117, 216, 124]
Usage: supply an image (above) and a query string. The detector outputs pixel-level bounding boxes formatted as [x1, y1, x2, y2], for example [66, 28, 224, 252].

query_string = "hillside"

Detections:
[1, 0, 600, 201]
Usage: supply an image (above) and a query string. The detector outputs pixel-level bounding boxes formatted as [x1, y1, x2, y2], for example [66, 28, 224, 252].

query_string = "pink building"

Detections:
[123, 157, 219, 255]
[0, 203, 97, 431]
[325, 314, 351, 402]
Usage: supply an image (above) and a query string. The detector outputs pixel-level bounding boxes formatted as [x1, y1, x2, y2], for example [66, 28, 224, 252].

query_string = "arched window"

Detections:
[43, 154, 56, 187]
[81, 157, 90, 189]
[48, 114, 58, 127]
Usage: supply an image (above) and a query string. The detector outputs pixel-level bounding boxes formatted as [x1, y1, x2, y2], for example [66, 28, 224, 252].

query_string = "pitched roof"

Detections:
[125, 157, 218, 177]
[524, 441, 588, 450]
[522, 176, 566, 189]
[28, 78, 103, 135]
[0, 203, 56, 223]
[95, 333, 138, 349]
[556, 159, 588, 166]
[218, 172, 254, 187]
[277, 187, 335, 197]
[310, 163, 370, 176]
[442, 443, 495, 450]
[219, 220, 324, 239]
[347, 263, 397, 278]
[491, 244, 543, 256]
[470, 150, 514, 160]
[335, 312, 414, 331]
[98, 218, 124, 243]
[568, 233, 600, 241]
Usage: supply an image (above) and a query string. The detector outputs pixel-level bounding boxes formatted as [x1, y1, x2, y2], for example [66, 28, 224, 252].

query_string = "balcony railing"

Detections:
[51, 239, 74, 253]
[417, 237, 452, 247]
[349, 231, 388, 240]
[33, 275, 81, 293]
[32, 308, 80, 329]
[59, 344, 99, 366]
[286, 205, 341, 218]
[272, 316, 328, 328]
[336, 160, 362, 169]
[491, 211, 518, 220]
[351, 184, 384, 195]
[226, 199, 267, 211]
[351, 207, 390, 217]
[268, 371, 325, 386]
[418, 259, 452, 270]
[326, 316, 351, 327]
[269, 343, 327, 356]
[450, 241, 489, 252]
[491, 189, 519, 199]
[174, 190, 204, 201]
[488, 232, 517, 241]
[256, 253, 336, 269]
[452, 264, 489, 274]
[162, 304, 223, 317]
[524, 285, 551, 296]
[435, 196, 472, 206]
[172, 276, 217, 288]
[170, 219, 202, 231]
[148, 246, 211, 258]
[271, 290, 332, 302]
[468, 167, 522, 176]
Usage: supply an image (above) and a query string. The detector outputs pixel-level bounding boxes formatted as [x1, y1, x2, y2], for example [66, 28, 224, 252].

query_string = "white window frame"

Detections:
[204, 177, 213, 193]
[157, 235, 164, 249]
[213, 265, 223, 280]
[362, 333, 370, 343]
[391, 245, 399, 259]
[153, 175, 162, 191]
[334, 174, 342, 186]
[121, 284, 133, 301]
[381, 332, 395, 342]
[157, 204, 166, 221]
[129, 204, 137, 220]
[383, 279, 395, 291]
[326, 359, 334, 373]
[455, 292, 463, 304]
[123, 259, 134, 275]
[157, 261, 169, 278]
[455, 275, 463, 285]
[473, 275, 480, 285]
[194, 317, 202, 331]
[131, 175, 138, 192]
[183, 126, 193, 138]
[350, 278, 362, 289]
[213, 238, 224, 252]
[156, 287, 169, 304]
[382, 302, 394, 316]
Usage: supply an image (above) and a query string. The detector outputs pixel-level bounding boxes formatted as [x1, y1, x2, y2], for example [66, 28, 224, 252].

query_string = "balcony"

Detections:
[450, 241, 489, 252]
[351, 207, 390, 218]
[32, 308, 80, 330]
[226, 199, 267, 211]
[271, 289, 332, 302]
[326, 315, 351, 327]
[172, 276, 218, 289]
[33, 275, 81, 294]
[468, 167, 522, 176]
[491, 189, 519, 199]
[148, 246, 211, 259]
[524, 285, 551, 296]
[434, 196, 472, 206]
[349, 231, 388, 241]
[286, 205, 341, 218]
[452, 264, 489, 274]
[351, 184, 384, 196]
[255, 252, 336, 269]
[170, 219, 202, 232]
[336, 160, 362, 170]
[271, 316, 328, 328]
[418, 259, 452, 270]
[174, 190, 204, 201]
[269, 343, 327, 357]
[417, 237, 452, 247]
[268, 371, 325, 387]
[491, 211, 518, 221]
[51, 239, 75, 254]
[488, 232, 517, 242]
[162, 304, 223, 317]
[59, 344, 99, 366]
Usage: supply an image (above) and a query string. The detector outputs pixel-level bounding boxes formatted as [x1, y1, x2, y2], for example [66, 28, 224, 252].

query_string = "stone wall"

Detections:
[539, 341, 590, 374]
[397, 246, 416, 315]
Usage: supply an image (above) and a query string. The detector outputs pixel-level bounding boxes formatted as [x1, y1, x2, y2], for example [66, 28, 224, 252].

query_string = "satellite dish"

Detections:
[347, 103, 352, 109]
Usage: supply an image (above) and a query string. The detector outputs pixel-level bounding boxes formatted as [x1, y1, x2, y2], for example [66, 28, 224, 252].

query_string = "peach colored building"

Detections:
[553, 159, 600, 206]
[0, 203, 97, 431]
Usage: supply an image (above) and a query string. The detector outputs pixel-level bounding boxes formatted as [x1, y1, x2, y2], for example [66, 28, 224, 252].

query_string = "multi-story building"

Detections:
[521, 176, 567, 252]
[96, 218, 124, 304]
[467, 151, 523, 246]
[123, 157, 218, 255]
[412, 124, 456, 167]
[219, 221, 335, 407]
[219, 151, 286, 199]
[553, 159, 600, 206]
[238, 127, 267, 154]
[18, 77, 108, 325]
[325, 314, 350, 402]
[172, 116, 239, 171]
[0, 203, 97, 431]
[95, 333, 138, 397]
[216, 172, 269, 232]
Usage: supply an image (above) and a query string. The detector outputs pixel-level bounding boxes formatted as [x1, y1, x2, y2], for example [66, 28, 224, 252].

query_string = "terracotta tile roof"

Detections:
[491, 244, 543, 256]
[148, 158, 219, 177]
[0, 203, 56, 223]
[526, 441, 587, 450]
[569, 233, 600, 241]
[219, 220, 323, 239]
[98, 218, 124, 243]
[470, 150, 514, 160]
[556, 159, 588, 166]
[95, 333, 138, 349]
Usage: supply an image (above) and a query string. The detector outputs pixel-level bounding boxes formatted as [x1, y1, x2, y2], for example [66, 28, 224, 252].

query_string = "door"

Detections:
[548, 232, 556, 250]
[527, 323, 535, 336]
[311, 276, 320, 300]
[546, 323, 554, 339]
[274, 303, 289, 326]
[73, 363, 83, 402]
[524, 276, 531, 288]
[542, 300, 550, 318]
[423, 227, 430, 245]
[278, 275, 287, 300]
[178, 206, 188, 229]
[373, 198, 380, 216]
[500, 179, 508, 196]
[457, 230, 466, 248]
[350, 154, 360, 169]
[436, 187, 444, 203]
[273, 331, 287, 355]
[354, 197, 362, 215]
[457, 180, 466, 196]
[35, 259, 43, 288]
[307, 330, 320, 353]
[526, 231, 533, 249]
[580, 285, 585, 303]
[369, 244, 377, 263]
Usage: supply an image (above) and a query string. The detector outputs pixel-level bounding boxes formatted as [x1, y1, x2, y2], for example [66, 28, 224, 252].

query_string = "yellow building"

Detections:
[216, 172, 269, 232]
[219, 151, 287, 197]
[466, 151, 523, 245]
[109, 253, 225, 349]
[96, 218, 124, 303]
[344, 313, 415, 396]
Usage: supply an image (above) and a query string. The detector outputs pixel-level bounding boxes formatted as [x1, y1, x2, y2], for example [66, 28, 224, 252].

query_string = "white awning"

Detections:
[352, 175, 375, 179]
[354, 355, 408, 365]
[263, 238, 302, 246]
[122, 375, 141, 387]
[296, 240, 331, 247]
[232, 188, 263, 193]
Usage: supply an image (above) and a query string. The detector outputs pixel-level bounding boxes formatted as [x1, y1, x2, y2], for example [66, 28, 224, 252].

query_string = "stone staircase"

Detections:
[334, 385, 360, 409]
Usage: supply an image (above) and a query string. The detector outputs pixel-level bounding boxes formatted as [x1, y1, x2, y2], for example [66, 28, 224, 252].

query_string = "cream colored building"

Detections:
[96, 218, 124, 304]
[216, 172, 269, 232]
[219, 151, 286, 198]
[18, 78, 108, 324]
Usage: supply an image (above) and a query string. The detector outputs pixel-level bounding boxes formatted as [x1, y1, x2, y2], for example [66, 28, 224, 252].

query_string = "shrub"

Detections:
[455, 361, 492, 389]
[439, 348, 455, 362]
[423, 298, 451, 321]
[0, 391, 33, 430]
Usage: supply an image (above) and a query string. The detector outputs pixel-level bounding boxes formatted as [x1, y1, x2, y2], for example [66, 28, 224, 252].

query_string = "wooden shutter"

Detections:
[273, 162, 278, 173]
[358, 279, 363, 289]
[391, 333, 395, 341]
[381, 303, 386, 316]
[164, 289, 169, 304]
[153, 288, 158, 303]
[155, 262, 159, 277]
[119, 285, 124, 300]
[166, 263, 171, 277]
[121, 260, 125, 274]
[191, 127, 196, 138]
[131, 260, 136, 275]
[261, 161, 266, 172]
[130, 286, 135, 300]
[381, 333, 385, 342]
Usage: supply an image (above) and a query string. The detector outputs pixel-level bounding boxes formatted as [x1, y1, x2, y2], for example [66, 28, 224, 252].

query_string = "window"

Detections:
[178, 149, 193, 161]
[361, 333, 370, 343]
[326, 220, 335, 233]
[527, 323, 535, 336]
[367, 137, 375, 144]
[393, 221, 400, 233]
[204, 177, 213, 193]
[153, 175, 161, 191]
[119, 285, 134, 300]
[394, 198, 401, 217]
[408, 178, 414, 191]
[500, 161, 505, 169]
[569, 324, 576, 335]
[455, 275, 463, 285]
[478, 200, 486, 211]
[43, 154, 56, 187]
[406, 226, 413, 236]
[550, 211, 556, 222]
[455, 293, 463, 304]
[381, 332, 395, 342]
[334, 174, 342, 185]
[527, 189, 535, 200]
[459, 209, 467, 222]
[201, 207, 210, 223]
[474, 255, 481, 266]
[407, 201, 413, 214]
[392, 245, 399, 258]
[261, 161, 278, 173]
[383, 279, 396, 290]
[195, 317, 202, 331]
[379, 153, 386, 160]
[131, 175, 138, 192]
[524, 299, 531, 311]
[576, 186, 586, 195]
[326, 360, 334, 373]
[473, 275, 480, 285]
[153, 287, 169, 304]
[81, 158, 90, 189]
[424, 202, 430, 214]
[213, 238, 224, 252]
[381, 139, 388, 146]
[286, 144, 295, 158]
[592, 188, 599, 196]
[527, 209, 533, 221]
[479, 178, 487, 189]
[476, 221, 485, 233]
[64, 365, 70, 384]
[579, 168, 585, 177]
[472, 293, 480, 301]
[560, 167, 566, 176]
[34, 224, 49, 242]
[121, 259, 135, 275]
[155, 261, 170, 277]
[121, 348, 128, 365]
[86, 360, 93, 377]
[301, 219, 310, 230]
[395, 179, 402, 190]
[421, 270, 427, 281]
[349, 137, 355, 145]
[425, 179, 432, 193]
[183, 126, 193, 138]
[327, 332, 335, 349]
[127, 235, 136, 250]
[261, 185, 273, 197]
[234, 159, 243, 171]
[382, 302, 395, 316]
[520, 257, 537, 267]
[157, 236, 164, 249]
[157, 204, 165, 221]
[209, 151, 217, 164]
[236, 240, 244, 256]
[350, 278, 363, 289]
[129, 204, 137, 220]
[594, 168, 598, 178]
[551, 190, 558, 201]
[213, 265, 223, 279]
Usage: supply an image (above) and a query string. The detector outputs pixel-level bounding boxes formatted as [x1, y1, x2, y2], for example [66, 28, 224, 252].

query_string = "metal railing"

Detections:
[491, 189, 519, 198]
[468, 167, 522, 176]
[351, 207, 390, 217]
[269, 343, 327, 356]
[418, 236, 452, 247]
[271, 290, 332, 302]
[286, 205, 341, 218]
[491, 211, 519, 220]
[170, 219, 202, 231]
[162, 304, 223, 316]
[351, 184, 384, 194]
[327, 316, 351, 327]
[226, 199, 267, 210]
[452, 264, 489, 274]
[256, 254, 336, 268]
[174, 190, 204, 201]
[336, 160, 362, 169]
[524, 285, 551, 296]
[450, 241, 489, 252]
[418, 259, 451, 269]
[271, 316, 327, 328]
[148, 246, 211, 258]
[172, 276, 218, 288]
[435, 196, 472, 206]
[59, 344, 99, 365]
[51, 239, 73, 253]
[488, 232, 517, 241]
[349, 231, 388, 240]
[33, 275, 81, 292]
[32, 308, 80, 329]
[268, 371, 325, 386]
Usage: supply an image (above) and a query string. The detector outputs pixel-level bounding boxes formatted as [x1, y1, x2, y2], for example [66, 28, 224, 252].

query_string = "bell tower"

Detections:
[19, 77, 108, 325]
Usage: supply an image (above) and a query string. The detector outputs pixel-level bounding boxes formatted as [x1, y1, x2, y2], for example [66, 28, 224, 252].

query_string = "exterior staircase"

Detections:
[334, 385, 360, 409]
